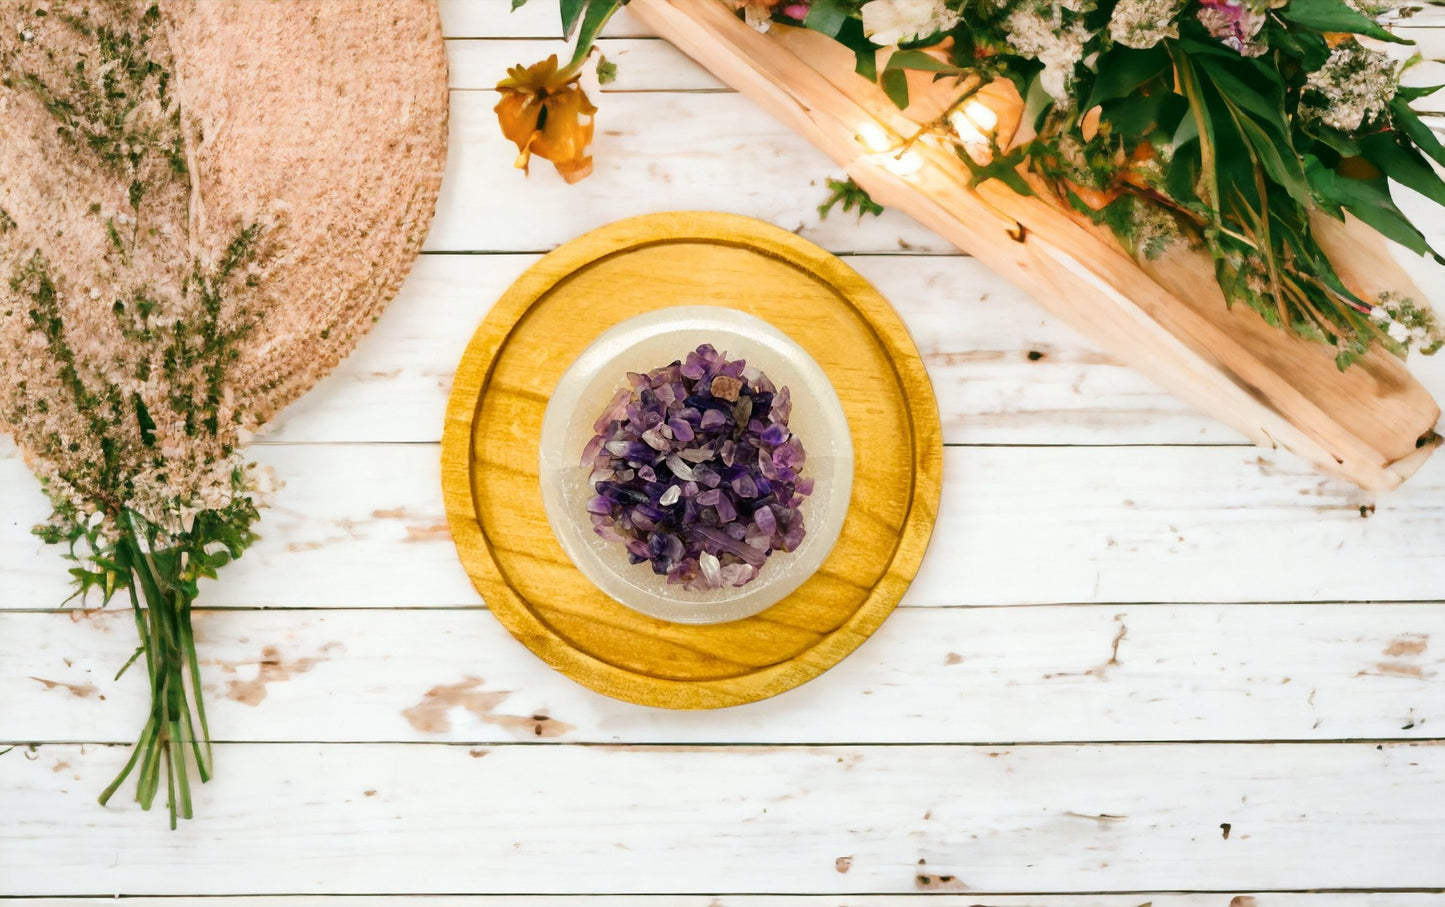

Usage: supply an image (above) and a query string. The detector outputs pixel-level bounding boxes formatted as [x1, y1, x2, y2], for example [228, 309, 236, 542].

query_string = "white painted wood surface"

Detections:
[2, 2, 1444, 902]
[4, 604, 1441, 743]
[7, 742, 1445, 894]
[13, 901, 1445, 907]
[11, 901, 1445, 907]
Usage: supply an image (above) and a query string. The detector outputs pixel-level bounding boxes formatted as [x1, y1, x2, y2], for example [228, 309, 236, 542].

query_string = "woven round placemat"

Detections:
[0, 0, 449, 429]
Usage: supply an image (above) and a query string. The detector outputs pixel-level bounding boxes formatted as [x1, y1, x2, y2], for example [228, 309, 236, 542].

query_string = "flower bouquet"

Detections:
[498, 0, 1445, 489]
[0, 0, 447, 824]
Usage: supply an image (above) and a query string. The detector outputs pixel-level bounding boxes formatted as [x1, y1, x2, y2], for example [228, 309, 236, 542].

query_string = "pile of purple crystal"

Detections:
[582, 344, 812, 591]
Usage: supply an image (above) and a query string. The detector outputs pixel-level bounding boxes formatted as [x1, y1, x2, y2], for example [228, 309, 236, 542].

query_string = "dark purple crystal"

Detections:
[583, 344, 811, 591]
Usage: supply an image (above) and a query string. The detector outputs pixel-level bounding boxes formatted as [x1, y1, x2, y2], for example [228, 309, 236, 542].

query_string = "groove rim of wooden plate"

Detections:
[441, 211, 942, 709]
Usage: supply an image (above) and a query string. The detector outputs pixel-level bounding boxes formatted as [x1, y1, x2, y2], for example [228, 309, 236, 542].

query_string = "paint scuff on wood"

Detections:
[1045, 613, 1128, 680]
[1065, 811, 1128, 825]
[1373, 661, 1426, 678]
[915, 871, 967, 890]
[403, 522, 452, 543]
[1369, 633, 1432, 679]
[402, 676, 575, 738]
[1384, 634, 1429, 657]
[371, 505, 451, 542]
[29, 676, 101, 699]
[218, 644, 336, 706]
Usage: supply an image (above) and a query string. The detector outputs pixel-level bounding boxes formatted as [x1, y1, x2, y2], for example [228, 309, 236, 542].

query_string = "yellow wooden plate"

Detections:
[441, 212, 941, 709]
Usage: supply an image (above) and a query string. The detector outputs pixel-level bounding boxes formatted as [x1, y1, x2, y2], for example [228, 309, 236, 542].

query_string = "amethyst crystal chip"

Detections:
[583, 344, 810, 591]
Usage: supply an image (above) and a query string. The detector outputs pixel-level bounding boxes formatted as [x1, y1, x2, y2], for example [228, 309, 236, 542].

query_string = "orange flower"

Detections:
[495, 55, 599, 184]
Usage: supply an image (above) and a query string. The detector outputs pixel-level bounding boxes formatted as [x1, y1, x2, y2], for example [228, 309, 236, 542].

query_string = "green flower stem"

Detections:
[97, 511, 210, 829]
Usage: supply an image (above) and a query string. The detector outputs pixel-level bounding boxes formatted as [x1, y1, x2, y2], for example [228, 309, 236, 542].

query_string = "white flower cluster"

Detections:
[1003, 0, 1097, 104]
[1371, 293, 1443, 354]
[1129, 201, 1185, 259]
[1108, 0, 1185, 49]
[860, 0, 961, 46]
[1303, 39, 1399, 134]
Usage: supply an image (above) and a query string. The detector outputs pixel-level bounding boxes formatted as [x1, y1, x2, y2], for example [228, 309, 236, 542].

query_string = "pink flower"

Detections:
[734, 0, 810, 29]
[1196, 0, 1269, 56]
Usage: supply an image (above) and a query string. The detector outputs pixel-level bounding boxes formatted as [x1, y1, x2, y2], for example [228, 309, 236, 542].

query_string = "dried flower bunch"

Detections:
[583, 345, 812, 591]
[502, 0, 1444, 369]
[0, 0, 447, 824]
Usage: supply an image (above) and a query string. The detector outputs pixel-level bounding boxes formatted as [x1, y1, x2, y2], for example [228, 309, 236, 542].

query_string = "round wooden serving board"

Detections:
[441, 212, 942, 708]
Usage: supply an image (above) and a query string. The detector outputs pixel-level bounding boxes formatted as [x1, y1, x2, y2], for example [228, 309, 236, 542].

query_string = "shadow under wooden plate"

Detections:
[442, 211, 941, 708]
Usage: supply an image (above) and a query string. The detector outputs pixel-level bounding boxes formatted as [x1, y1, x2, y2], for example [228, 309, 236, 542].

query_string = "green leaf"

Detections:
[560, 0, 585, 37]
[1358, 132, 1445, 208]
[1272, 25, 1332, 70]
[1396, 83, 1443, 103]
[884, 50, 961, 74]
[1086, 45, 1169, 109]
[1273, 210, 1361, 303]
[855, 46, 878, 82]
[567, 1, 622, 69]
[1101, 93, 1161, 142]
[1225, 99, 1312, 210]
[1391, 97, 1445, 169]
[818, 176, 885, 219]
[1101, 91, 1184, 144]
[803, 0, 851, 37]
[843, 18, 882, 57]
[959, 145, 1034, 197]
[114, 644, 146, 681]
[1170, 103, 1199, 151]
[1305, 155, 1435, 256]
[1172, 47, 1221, 219]
[1308, 124, 1362, 159]
[596, 54, 617, 85]
[1171, 36, 1255, 61]
[1279, 0, 1411, 44]
[1196, 56, 1287, 133]
[511, 0, 529, 9]
[881, 68, 910, 109]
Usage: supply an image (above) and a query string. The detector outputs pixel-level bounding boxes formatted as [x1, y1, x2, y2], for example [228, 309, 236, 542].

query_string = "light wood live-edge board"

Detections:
[441, 212, 941, 708]
[629, 0, 1443, 492]
[3, 0, 1445, 902]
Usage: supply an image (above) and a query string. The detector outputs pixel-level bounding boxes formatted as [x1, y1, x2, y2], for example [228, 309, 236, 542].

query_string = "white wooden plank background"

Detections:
[3, 1, 1445, 903]
[3, 604, 1441, 743]
[15, 900, 1445, 907]
[6, 743, 1444, 894]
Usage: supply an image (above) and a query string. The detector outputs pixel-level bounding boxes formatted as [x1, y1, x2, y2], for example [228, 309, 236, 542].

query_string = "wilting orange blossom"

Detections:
[495, 54, 598, 184]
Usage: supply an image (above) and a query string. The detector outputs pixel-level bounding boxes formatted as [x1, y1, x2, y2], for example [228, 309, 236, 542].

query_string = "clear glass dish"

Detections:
[538, 306, 854, 624]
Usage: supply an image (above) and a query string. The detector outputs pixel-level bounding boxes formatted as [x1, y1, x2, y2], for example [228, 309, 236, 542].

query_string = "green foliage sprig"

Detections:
[818, 176, 887, 217]
[39, 489, 261, 829]
[794, 0, 1445, 367]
